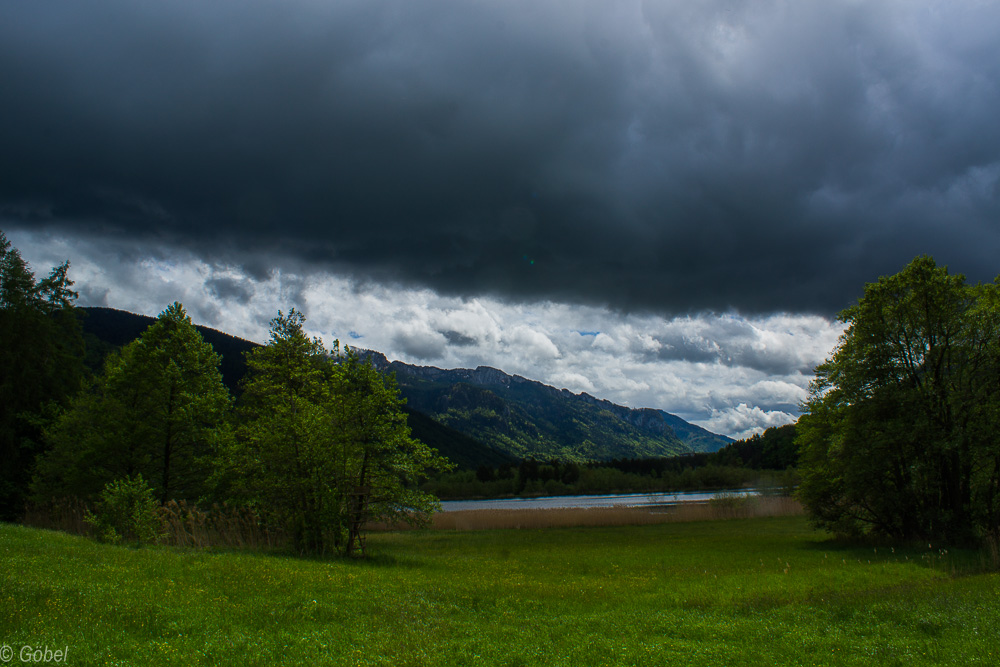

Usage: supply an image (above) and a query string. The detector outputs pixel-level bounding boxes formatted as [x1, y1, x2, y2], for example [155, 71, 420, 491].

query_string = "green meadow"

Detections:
[2, 516, 997, 666]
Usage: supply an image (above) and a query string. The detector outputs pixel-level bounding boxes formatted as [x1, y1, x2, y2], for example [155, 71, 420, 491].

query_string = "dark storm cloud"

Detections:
[650, 317, 811, 375]
[206, 277, 252, 304]
[442, 330, 479, 347]
[392, 330, 446, 361]
[2, 0, 999, 315]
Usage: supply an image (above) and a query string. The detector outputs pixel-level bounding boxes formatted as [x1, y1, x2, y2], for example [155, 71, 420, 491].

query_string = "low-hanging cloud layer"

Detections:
[3, 0, 999, 436]
[10, 231, 843, 439]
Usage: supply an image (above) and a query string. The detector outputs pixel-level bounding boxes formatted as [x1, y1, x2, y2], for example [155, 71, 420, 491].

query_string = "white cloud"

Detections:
[548, 371, 596, 395]
[503, 325, 561, 361]
[591, 332, 619, 352]
[703, 404, 799, 442]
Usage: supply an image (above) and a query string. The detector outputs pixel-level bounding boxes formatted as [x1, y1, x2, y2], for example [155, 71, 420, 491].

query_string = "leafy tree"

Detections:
[0, 231, 85, 520]
[221, 310, 449, 556]
[33, 303, 230, 504]
[220, 309, 339, 553]
[330, 350, 451, 556]
[797, 256, 1000, 544]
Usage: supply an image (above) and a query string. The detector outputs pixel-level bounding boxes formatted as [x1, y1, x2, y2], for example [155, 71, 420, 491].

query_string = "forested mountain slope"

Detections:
[363, 352, 732, 461]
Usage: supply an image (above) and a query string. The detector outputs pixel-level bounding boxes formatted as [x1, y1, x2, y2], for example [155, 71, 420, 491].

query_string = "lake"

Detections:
[440, 489, 757, 512]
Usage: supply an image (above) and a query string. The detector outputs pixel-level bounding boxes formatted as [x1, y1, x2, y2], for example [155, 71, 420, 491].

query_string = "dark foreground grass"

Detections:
[2, 516, 997, 666]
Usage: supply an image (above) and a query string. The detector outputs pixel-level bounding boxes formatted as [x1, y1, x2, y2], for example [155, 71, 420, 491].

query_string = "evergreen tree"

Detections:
[0, 231, 85, 520]
[33, 303, 230, 503]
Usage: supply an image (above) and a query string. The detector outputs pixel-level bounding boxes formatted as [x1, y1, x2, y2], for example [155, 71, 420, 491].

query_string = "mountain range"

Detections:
[362, 352, 731, 461]
[77, 307, 731, 467]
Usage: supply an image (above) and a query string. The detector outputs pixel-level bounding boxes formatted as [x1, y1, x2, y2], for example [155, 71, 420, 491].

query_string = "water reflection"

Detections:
[440, 489, 758, 512]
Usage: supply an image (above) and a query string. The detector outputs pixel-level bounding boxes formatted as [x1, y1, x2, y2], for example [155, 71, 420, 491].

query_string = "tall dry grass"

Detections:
[22, 498, 92, 536]
[418, 496, 803, 531]
[157, 500, 285, 549]
[27, 495, 804, 542]
[24, 499, 286, 549]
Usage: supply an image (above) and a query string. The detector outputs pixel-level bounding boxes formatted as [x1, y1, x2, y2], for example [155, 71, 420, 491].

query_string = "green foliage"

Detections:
[0, 231, 86, 520]
[33, 303, 231, 504]
[712, 424, 799, 469]
[797, 256, 1000, 544]
[76, 306, 258, 395]
[219, 309, 338, 553]
[330, 351, 453, 554]
[3, 518, 999, 665]
[84, 475, 164, 546]
[221, 310, 450, 556]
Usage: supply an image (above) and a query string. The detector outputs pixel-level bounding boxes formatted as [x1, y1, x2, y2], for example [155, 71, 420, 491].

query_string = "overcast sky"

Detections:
[3, 0, 998, 438]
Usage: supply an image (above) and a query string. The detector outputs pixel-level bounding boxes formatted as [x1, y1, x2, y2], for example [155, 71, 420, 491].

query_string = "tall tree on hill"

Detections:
[0, 231, 85, 520]
[33, 303, 231, 503]
[797, 256, 1000, 544]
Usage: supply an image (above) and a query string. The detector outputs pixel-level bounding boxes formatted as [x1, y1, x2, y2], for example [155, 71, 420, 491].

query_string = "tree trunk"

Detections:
[161, 386, 174, 504]
[346, 451, 370, 557]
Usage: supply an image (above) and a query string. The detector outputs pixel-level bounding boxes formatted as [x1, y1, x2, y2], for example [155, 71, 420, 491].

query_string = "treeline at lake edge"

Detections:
[423, 424, 798, 500]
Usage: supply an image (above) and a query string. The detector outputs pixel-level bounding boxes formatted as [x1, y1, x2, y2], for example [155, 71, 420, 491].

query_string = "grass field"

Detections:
[2, 516, 998, 666]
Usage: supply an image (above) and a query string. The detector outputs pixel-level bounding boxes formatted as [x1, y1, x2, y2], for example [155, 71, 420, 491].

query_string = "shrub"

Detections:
[709, 491, 757, 519]
[84, 475, 164, 546]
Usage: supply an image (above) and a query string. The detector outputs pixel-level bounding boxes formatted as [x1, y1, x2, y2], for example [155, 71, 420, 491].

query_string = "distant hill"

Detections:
[77, 307, 731, 466]
[362, 352, 732, 462]
[403, 407, 518, 470]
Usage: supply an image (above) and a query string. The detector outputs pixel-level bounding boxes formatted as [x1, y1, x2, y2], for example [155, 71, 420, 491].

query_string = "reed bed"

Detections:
[24, 499, 286, 549]
[415, 495, 803, 531]
[22, 497, 92, 536]
[27, 495, 803, 542]
[157, 500, 285, 549]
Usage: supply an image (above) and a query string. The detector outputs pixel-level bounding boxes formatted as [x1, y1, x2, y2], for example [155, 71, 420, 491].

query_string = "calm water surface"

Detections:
[440, 489, 757, 512]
